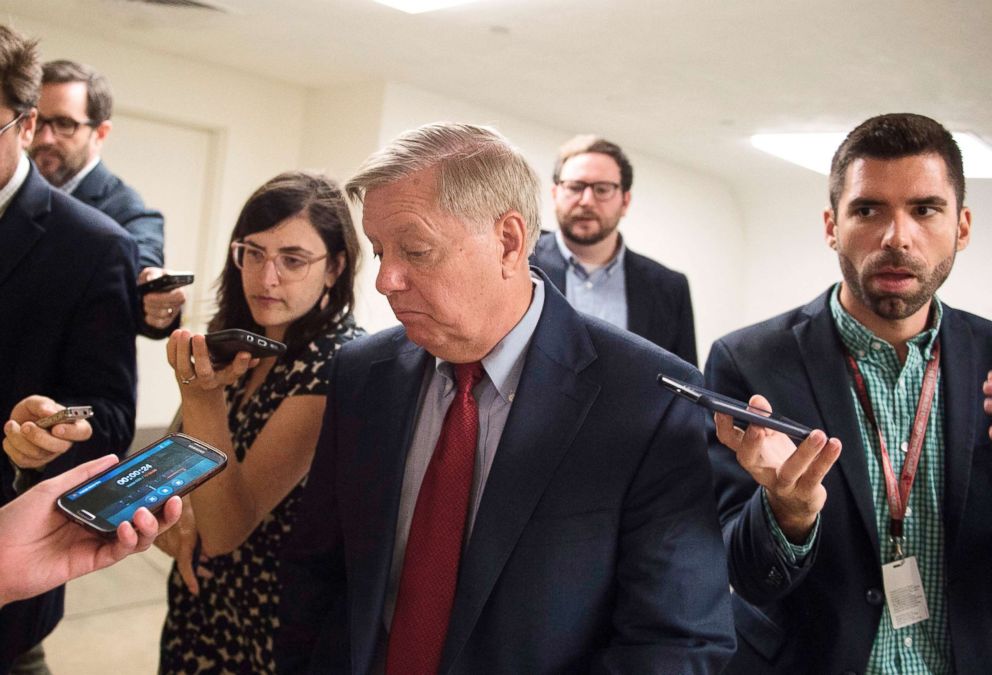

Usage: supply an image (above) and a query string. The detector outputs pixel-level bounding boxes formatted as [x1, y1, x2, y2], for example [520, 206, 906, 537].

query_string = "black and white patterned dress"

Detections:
[159, 317, 363, 674]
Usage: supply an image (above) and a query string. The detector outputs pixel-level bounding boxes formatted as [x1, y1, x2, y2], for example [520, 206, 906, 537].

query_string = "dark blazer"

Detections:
[278, 276, 735, 674]
[530, 230, 698, 366]
[0, 165, 139, 671]
[73, 160, 164, 270]
[705, 289, 992, 674]
[73, 161, 171, 338]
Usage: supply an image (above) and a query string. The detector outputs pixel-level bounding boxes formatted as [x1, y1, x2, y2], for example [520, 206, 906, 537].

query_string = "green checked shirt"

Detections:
[765, 284, 951, 674]
[831, 284, 951, 674]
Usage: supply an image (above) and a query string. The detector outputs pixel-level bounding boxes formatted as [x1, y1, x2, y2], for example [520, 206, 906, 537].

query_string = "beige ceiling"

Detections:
[5, 0, 991, 190]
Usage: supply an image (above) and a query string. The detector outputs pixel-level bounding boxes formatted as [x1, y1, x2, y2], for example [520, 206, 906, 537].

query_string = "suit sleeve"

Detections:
[107, 186, 165, 271]
[593, 369, 735, 673]
[672, 274, 698, 367]
[277, 357, 349, 674]
[43, 230, 139, 477]
[704, 339, 818, 606]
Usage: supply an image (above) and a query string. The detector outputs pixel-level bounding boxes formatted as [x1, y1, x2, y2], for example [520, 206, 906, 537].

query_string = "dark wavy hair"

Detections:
[208, 171, 360, 357]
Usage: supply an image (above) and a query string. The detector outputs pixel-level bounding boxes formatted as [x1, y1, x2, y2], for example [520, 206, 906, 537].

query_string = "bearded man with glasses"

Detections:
[28, 60, 180, 338]
[529, 135, 698, 365]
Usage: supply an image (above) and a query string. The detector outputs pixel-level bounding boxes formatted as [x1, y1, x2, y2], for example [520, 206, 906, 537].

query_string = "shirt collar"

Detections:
[829, 282, 942, 362]
[554, 227, 626, 275]
[61, 156, 101, 196]
[0, 153, 31, 219]
[435, 275, 546, 403]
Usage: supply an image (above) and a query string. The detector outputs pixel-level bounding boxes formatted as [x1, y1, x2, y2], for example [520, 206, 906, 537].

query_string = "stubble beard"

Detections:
[558, 210, 621, 247]
[838, 248, 955, 321]
[29, 143, 88, 187]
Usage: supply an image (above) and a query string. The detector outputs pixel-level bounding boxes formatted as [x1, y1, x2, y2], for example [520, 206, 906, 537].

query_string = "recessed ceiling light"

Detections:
[372, 0, 481, 13]
[751, 131, 992, 178]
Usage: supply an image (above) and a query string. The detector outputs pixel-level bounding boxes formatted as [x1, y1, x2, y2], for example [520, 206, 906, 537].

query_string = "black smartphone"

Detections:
[658, 375, 814, 442]
[137, 273, 194, 295]
[204, 329, 286, 365]
[36, 405, 94, 430]
[57, 433, 227, 535]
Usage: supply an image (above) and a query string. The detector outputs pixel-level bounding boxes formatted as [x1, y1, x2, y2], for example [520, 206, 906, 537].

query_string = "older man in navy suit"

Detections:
[0, 25, 139, 674]
[278, 122, 734, 674]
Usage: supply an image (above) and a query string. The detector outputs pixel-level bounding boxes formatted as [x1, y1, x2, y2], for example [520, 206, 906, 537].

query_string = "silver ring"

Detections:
[167, 307, 174, 316]
[181, 376, 195, 385]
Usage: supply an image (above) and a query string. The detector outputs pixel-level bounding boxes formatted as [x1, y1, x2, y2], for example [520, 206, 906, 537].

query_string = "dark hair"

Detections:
[553, 134, 633, 192]
[41, 59, 113, 123]
[829, 113, 965, 213]
[0, 25, 41, 115]
[209, 171, 361, 356]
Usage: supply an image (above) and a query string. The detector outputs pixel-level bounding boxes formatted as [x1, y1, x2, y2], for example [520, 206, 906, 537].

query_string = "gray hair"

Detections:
[345, 122, 541, 251]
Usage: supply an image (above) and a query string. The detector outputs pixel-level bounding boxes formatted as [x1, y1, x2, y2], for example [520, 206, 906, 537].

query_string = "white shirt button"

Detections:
[904, 636, 913, 648]
[901, 441, 909, 453]
[905, 506, 913, 517]
[858, 350, 867, 358]
[584, 281, 593, 289]
[872, 342, 883, 350]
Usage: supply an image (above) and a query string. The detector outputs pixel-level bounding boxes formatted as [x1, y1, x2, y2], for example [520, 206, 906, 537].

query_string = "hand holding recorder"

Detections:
[139, 268, 193, 331]
[0, 454, 182, 606]
[660, 376, 842, 544]
[3, 395, 94, 470]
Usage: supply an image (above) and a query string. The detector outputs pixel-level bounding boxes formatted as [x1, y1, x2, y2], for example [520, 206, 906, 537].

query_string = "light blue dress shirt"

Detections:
[554, 229, 628, 330]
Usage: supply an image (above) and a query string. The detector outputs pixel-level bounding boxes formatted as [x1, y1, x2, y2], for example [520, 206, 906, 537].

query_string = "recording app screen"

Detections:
[63, 438, 222, 526]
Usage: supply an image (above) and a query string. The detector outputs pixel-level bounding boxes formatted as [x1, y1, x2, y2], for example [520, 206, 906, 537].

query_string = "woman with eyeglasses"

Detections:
[156, 171, 364, 674]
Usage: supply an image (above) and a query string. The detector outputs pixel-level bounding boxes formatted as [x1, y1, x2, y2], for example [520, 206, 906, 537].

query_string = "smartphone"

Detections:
[57, 433, 227, 535]
[36, 406, 94, 430]
[658, 375, 814, 442]
[204, 329, 286, 365]
[137, 273, 194, 295]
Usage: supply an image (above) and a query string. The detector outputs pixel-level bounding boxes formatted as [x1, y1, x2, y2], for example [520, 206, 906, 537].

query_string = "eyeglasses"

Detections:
[231, 241, 328, 282]
[36, 114, 97, 138]
[557, 180, 622, 201]
[558, 180, 620, 202]
[0, 112, 24, 137]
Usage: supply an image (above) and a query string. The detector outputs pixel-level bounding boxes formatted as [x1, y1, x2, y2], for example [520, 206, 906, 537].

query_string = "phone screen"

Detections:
[58, 435, 226, 533]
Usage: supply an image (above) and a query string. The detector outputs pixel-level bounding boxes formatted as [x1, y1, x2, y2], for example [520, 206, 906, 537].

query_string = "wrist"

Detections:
[765, 492, 817, 543]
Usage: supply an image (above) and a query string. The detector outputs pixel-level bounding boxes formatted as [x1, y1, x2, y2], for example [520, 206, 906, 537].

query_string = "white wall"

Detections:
[736, 158, 992, 332]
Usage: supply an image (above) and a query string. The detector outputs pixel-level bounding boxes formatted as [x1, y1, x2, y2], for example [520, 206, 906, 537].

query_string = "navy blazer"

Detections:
[706, 289, 992, 674]
[278, 276, 735, 674]
[0, 165, 139, 670]
[530, 230, 698, 366]
[73, 160, 164, 270]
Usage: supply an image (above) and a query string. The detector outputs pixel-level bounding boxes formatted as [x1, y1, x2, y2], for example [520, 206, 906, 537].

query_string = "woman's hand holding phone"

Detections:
[167, 329, 259, 395]
[713, 393, 842, 544]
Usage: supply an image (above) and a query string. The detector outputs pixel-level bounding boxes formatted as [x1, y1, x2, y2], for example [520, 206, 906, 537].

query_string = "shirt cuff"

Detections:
[761, 487, 818, 564]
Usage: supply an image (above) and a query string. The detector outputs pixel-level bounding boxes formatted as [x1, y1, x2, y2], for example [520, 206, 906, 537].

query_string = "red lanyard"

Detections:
[844, 340, 941, 559]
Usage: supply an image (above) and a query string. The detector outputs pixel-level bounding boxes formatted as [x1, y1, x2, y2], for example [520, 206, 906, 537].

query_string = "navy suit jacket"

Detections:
[278, 277, 734, 674]
[0, 165, 139, 670]
[530, 230, 698, 366]
[705, 289, 992, 674]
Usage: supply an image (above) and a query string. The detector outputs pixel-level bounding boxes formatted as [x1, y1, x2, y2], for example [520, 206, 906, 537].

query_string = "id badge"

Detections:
[882, 556, 929, 629]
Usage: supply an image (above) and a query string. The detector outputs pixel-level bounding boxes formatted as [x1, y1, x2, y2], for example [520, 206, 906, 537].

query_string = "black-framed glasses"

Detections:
[0, 112, 24, 137]
[36, 114, 97, 138]
[557, 180, 622, 201]
[231, 241, 328, 282]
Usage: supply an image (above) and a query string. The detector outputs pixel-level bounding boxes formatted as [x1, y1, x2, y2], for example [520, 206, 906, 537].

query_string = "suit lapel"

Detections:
[348, 339, 431, 674]
[71, 161, 111, 207]
[533, 234, 567, 294]
[0, 168, 49, 288]
[793, 296, 880, 559]
[624, 253, 652, 338]
[937, 307, 977, 557]
[438, 286, 600, 672]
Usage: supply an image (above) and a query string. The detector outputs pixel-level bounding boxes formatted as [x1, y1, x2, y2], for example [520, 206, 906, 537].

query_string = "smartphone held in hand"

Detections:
[658, 375, 814, 442]
[57, 433, 227, 535]
[137, 273, 194, 295]
[204, 329, 286, 365]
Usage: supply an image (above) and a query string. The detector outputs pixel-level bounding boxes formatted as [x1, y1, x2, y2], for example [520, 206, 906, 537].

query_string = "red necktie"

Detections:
[386, 361, 484, 675]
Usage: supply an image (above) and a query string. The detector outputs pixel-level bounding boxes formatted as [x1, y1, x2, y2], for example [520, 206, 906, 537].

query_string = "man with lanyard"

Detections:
[706, 113, 992, 673]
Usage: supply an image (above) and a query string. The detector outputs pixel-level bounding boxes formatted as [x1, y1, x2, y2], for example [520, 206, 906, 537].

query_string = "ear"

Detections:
[823, 207, 838, 250]
[17, 109, 36, 149]
[956, 206, 972, 252]
[93, 119, 112, 143]
[619, 190, 631, 217]
[324, 251, 346, 289]
[494, 211, 528, 279]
